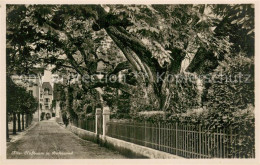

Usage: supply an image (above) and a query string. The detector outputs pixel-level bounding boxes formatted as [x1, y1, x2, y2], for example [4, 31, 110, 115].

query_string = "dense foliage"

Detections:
[7, 76, 38, 115]
[7, 76, 38, 136]
[6, 4, 254, 156]
[7, 4, 254, 138]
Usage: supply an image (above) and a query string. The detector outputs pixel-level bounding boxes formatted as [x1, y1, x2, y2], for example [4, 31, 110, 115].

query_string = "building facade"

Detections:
[39, 82, 54, 120]
[11, 68, 44, 121]
[11, 68, 56, 121]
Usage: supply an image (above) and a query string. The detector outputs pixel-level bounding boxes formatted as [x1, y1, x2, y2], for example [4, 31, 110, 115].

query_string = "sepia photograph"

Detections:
[1, 2, 258, 162]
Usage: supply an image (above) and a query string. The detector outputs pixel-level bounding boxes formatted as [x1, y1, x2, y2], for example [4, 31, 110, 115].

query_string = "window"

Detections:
[44, 98, 49, 106]
[45, 105, 49, 109]
[44, 88, 49, 95]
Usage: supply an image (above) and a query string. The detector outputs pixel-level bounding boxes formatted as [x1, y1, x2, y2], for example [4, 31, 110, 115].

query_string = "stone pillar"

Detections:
[95, 108, 102, 134]
[102, 106, 110, 137]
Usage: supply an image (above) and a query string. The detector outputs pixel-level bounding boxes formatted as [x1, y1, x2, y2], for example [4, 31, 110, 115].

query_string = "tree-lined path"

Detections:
[7, 120, 126, 159]
[6, 4, 254, 158]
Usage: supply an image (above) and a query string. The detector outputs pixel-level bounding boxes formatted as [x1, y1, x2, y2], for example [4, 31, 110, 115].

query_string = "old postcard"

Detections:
[0, 0, 259, 165]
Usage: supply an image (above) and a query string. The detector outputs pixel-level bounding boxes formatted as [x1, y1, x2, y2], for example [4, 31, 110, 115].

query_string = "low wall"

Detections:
[67, 125, 97, 143]
[67, 124, 183, 159]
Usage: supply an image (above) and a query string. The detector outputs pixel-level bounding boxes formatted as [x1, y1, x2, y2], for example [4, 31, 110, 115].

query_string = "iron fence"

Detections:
[72, 118, 95, 133]
[106, 120, 255, 158]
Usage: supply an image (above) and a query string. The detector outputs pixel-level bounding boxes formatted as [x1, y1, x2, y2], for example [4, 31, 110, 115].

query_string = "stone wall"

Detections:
[66, 124, 182, 159]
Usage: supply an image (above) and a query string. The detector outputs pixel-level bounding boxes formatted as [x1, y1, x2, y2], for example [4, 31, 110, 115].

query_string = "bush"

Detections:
[204, 54, 255, 157]
[132, 111, 165, 122]
[110, 113, 131, 119]
[167, 72, 202, 114]
[206, 54, 254, 127]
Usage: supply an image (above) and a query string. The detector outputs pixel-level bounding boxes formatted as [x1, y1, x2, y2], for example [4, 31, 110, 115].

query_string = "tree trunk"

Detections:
[29, 114, 32, 125]
[26, 113, 29, 128]
[28, 114, 31, 126]
[13, 112, 16, 135]
[6, 112, 9, 141]
[22, 113, 24, 130]
[105, 26, 158, 83]
[18, 113, 21, 132]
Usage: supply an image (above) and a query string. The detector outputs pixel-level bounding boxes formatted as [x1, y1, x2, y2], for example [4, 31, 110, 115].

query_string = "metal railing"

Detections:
[106, 120, 255, 158]
[71, 118, 95, 133]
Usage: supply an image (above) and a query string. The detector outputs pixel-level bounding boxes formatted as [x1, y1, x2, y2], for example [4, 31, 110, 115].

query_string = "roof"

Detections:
[42, 82, 53, 93]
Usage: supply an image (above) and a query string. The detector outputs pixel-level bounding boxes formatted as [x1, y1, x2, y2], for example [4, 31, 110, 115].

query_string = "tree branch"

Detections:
[108, 61, 131, 75]
[85, 80, 137, 95]
[39, 21, 86, 76]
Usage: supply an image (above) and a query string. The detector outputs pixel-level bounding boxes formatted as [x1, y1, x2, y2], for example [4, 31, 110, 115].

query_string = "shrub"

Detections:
[206, 54, 254, 127]
[167, 72, 202, 114]
[132, 111, 165, 122]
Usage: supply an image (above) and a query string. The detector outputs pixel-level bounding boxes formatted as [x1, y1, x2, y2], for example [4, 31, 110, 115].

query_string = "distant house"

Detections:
[39, 82, 54, 120]
[11, 69, 56, 121]
[11, 68, 44, 121]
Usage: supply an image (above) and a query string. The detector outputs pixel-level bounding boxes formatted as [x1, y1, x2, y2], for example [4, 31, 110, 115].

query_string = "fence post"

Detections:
[199, 124, 202, 158]
[158, 122, 160, 150]
[176, 122, 178, 155]
[95, 108, 102, 134]
[145, 121, 147, 147]
[230, 127, 233, 158]
[102, 106, 110, 137]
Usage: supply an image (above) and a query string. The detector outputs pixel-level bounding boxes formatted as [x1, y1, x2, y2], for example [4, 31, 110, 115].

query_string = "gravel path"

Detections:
[7, 120, 126, 159]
